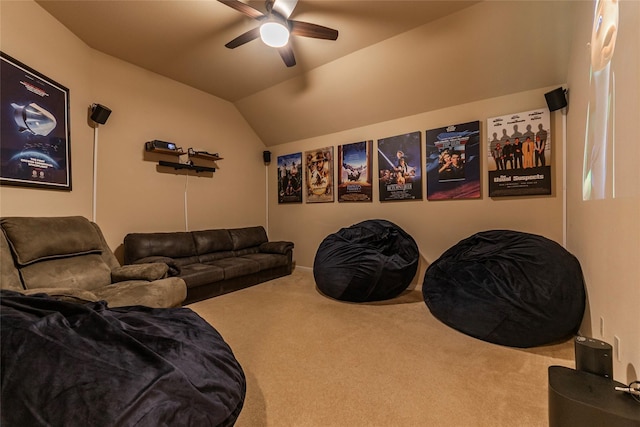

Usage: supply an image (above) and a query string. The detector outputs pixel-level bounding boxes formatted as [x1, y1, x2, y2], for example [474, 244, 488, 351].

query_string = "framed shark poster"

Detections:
[1, 52, 72, 190]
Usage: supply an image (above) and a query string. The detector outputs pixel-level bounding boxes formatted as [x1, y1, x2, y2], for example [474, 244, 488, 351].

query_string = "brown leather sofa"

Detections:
[1, 216, 187, 308]
[123, 226, 294, 304]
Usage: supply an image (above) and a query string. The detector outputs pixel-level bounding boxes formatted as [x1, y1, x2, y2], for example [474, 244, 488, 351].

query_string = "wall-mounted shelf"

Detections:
[159, 160, 216, 173]
[187, 148, 223, 161]
[145, 141, 184, 156]
[146, 142, 221, 174]
[189, 152, 223, 161]
[147, 147, 185, 156]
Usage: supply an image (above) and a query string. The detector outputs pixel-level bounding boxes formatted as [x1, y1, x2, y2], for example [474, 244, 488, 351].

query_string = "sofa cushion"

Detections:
[229, 227, 268, 251]
[1, 216, 102, 266]
[198, 251, 235, 263]
[179, 264, 225, 289]
[240, 253, 289, 270]
[192, 229, 234, 254]
[20, 254, 112, 291]
[124, 232, 196, 264]
[206, 257, 261, 280]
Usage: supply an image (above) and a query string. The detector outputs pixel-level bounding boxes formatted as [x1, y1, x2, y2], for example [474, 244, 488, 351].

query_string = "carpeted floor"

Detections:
[188, 268, 575, 426]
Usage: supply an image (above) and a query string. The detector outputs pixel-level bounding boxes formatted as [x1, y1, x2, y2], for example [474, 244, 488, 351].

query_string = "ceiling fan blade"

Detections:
[271, 0, 298, 19]
[218, 0, 265, 20]
[290, 20, 338, 41]
[225, 27, 261, 49]
[277, 45, 296, 67]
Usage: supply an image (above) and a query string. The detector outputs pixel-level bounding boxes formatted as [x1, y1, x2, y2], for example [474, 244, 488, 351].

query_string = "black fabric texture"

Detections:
[422, 230, 586, 348]
[0, 290, 245, 427]
[313, 219, 419, 302]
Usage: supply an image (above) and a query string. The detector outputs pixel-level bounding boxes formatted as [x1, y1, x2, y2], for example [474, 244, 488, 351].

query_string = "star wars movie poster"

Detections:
[487, 109, 551, 197]
[377, 131, 422, 201]
[338, 140, 372, 202]
[426, 121, 481, 200]
[1, 52, 71, 190]
[277, 152, 302, 204]
[305, 147, 334, 203]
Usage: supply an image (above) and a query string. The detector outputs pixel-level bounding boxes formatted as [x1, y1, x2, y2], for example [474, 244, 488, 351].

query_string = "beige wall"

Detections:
[565, 0, 639, 383]
[1, 1, 268, 257]
[2, 0, 637, 384]
[268, 86, 565, 283]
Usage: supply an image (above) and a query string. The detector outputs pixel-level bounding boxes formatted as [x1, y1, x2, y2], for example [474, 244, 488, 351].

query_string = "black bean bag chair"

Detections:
[422, 230, 585, 348]
[313, 219, 419, 302]
[1, 290, 246, 427]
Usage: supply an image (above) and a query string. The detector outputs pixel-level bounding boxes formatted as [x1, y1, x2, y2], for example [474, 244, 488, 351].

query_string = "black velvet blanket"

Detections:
[0, 290, 245, 427]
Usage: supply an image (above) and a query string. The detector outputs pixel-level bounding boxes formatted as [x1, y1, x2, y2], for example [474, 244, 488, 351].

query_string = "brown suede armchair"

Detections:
[1, 216, 186, 308]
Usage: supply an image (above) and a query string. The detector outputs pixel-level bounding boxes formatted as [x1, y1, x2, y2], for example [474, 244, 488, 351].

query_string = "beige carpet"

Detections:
[188, 268, 575, 427]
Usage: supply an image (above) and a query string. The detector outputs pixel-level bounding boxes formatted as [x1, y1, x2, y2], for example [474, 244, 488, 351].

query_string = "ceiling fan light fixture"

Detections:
[260, 21, 289, 47]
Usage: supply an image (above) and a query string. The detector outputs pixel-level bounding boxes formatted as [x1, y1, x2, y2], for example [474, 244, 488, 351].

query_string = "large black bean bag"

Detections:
[1, 290, 245, 427]
[313, 219, 419, 302]
[422, 230, 585, 348]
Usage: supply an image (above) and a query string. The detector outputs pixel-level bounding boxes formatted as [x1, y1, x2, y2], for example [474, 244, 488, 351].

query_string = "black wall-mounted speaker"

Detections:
[90, 104, 112, 125]
[575, 336, 613, 379]
[545, 87, 568, 112]
[263, 151, 271, 164]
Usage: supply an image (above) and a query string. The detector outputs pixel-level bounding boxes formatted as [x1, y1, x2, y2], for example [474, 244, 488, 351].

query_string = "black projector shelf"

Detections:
[158, 161, 216, 173]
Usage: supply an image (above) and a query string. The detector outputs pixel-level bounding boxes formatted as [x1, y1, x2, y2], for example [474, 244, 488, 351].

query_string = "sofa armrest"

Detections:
[133, 256, 182, 276]
[259, 241, 294, 255]
[112, 263, 168, 282]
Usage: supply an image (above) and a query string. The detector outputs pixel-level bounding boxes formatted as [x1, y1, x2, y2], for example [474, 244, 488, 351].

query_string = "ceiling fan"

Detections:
[218, 0, 339, 67]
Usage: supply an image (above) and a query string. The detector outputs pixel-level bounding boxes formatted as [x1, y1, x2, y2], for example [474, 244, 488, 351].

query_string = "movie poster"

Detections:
[426, 121, 481, 200]
[338, 140, 372, 202]
[377, 131, 422, 201]
[487, 109, 551, 197]
[1, 52, 71, 190]
[277, 152, 302, 204]
[305, 146, 334, 203]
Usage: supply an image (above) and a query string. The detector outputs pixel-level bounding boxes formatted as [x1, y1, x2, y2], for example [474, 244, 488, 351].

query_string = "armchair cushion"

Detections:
[20, 254, 111, 291]
[1, 217, 102, 266]
[111, 263, 168, 282]
[134, 256, 181, 276]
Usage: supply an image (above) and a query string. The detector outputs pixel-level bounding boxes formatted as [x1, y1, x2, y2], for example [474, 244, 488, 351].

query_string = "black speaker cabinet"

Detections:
[263, 151, 271, 163]
[575, 336, 613, 378]
[545, 87, 567, 111]
[90, 104, 112, 125]
[548, 366, 640, 427]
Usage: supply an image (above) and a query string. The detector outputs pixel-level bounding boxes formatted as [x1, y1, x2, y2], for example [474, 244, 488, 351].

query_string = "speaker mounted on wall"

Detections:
[545, 87, 568, 112]
[90, 103, 112, 125]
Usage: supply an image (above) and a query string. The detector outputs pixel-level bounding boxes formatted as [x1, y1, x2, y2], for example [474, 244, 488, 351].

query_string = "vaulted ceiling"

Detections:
[36, 1, 573, 146]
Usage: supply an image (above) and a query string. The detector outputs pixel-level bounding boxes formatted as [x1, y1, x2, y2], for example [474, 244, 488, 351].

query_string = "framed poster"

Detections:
[487, 109, 551, 197]
[305, 147, 334, 203]
[426, 121, 481, 200]
[277, 152, 303, 204]
[377, 131, 422, 201]
[337, 140, 372, 202]
[1, 52, 72, 190]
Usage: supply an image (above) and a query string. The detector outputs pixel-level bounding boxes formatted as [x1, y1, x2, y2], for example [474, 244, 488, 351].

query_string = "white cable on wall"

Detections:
[184, 173, 189, 231]
[92, 127, 98, 222]
[562, 112, 567, 248]
[265, 163, 269, 235]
